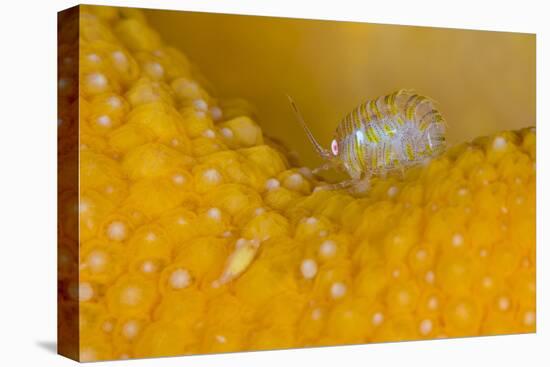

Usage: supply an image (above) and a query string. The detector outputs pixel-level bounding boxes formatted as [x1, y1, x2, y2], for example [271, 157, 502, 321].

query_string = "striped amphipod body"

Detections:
[288, 89, 447, 191]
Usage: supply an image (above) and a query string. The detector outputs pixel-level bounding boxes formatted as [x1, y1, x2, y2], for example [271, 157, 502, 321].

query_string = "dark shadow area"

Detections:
[37, 340, 57, 354]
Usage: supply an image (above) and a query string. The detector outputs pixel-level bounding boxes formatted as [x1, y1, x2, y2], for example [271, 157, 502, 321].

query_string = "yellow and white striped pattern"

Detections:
[334, 90, 446, 178]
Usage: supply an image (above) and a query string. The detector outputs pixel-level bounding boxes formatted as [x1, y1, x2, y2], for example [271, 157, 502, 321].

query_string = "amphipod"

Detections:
[288, 89, 447, 191]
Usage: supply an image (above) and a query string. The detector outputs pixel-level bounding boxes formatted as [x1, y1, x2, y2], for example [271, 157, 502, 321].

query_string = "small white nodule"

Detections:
[523, 310, 535, 326]
[147, 62, 164, 78]
[193, 99, 208, 112]
[108, 96, 122, 108]
[311, 308, 322, 320]
[457, 187, 468, 197]
[79, 282, 94, 302]
[87, 251, 107, 271]
[170, 269, 191, 289]
[215, 335, 227, 344]
[330, 282, 347, 299]
[121, 286, 141, 306]
[425, 270, 435, 284]
[207, 208, 222, 221]
[515, 196, 525, 205]
[80, 348, 97, 362]
[87, 72, 107, 89]
[305, 216, 318, 226]
[220, 127, 233, 139]
[172, 173, 186, 185]
[203, 168, 222, 184]
[319, 240, 337, 258]
[419, 319, 433, 336]
[451, 233, 464, 247]
[210, 106, 223, 121]
[492, 136, 507, 151]
[145, 232, 157, 242]
[79, 200, 89, 213]
[111, 51, 127, 65]
[482, 276, 493, 289]
[96, 115, 111, 127]
[498, 296, 511, 311]
[87, 53, 101, 63]
[265, 178, 280, 191]
[387, 186, 399, 198]
[372, 312, 384, 326]
[141, 260, 156, 274]
[284, 173, 303, 189]
[203, 129, 216, 138]
[300, 259, 318, 279]
[427, 296, 439, 310]
[107, 221, 127, 241]
[122, 321, 139, 339]
[416, 249, 427, 261]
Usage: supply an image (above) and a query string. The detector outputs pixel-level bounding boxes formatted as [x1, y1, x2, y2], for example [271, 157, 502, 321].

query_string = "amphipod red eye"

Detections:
[331, 139, 339, 156]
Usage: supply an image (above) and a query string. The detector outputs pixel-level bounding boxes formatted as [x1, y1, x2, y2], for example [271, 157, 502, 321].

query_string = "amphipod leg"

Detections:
[312, 160, 336, 175]
[315, 178, 356, 191]
[351, 173, 371, 194]
[213, 238, 260, 287]
[316, 172, 371, 193]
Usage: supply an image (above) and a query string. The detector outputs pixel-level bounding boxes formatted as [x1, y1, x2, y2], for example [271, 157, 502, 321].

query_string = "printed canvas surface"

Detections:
[57, 5, 536, 362]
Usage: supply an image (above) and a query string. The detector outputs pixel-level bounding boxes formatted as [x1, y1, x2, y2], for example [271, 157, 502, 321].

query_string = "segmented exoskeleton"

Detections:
[288, 89, 447, 191]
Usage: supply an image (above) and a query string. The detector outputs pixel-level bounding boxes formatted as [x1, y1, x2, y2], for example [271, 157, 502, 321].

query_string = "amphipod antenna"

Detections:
[287, 95, 331, 159]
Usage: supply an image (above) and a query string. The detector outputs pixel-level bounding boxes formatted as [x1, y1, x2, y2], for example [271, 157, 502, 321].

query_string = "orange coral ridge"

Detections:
[57, 5, 536, 362]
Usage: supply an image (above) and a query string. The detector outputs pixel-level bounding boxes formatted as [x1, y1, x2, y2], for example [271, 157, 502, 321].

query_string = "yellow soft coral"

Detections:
[63, 5, 536, 362]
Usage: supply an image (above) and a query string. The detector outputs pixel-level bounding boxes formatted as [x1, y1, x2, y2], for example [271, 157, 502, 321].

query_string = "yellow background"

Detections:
[145, 9, 535, 168]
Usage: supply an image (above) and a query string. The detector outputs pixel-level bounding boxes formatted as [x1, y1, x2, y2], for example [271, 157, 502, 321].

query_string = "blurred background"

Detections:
[145, 9, 535, 168]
